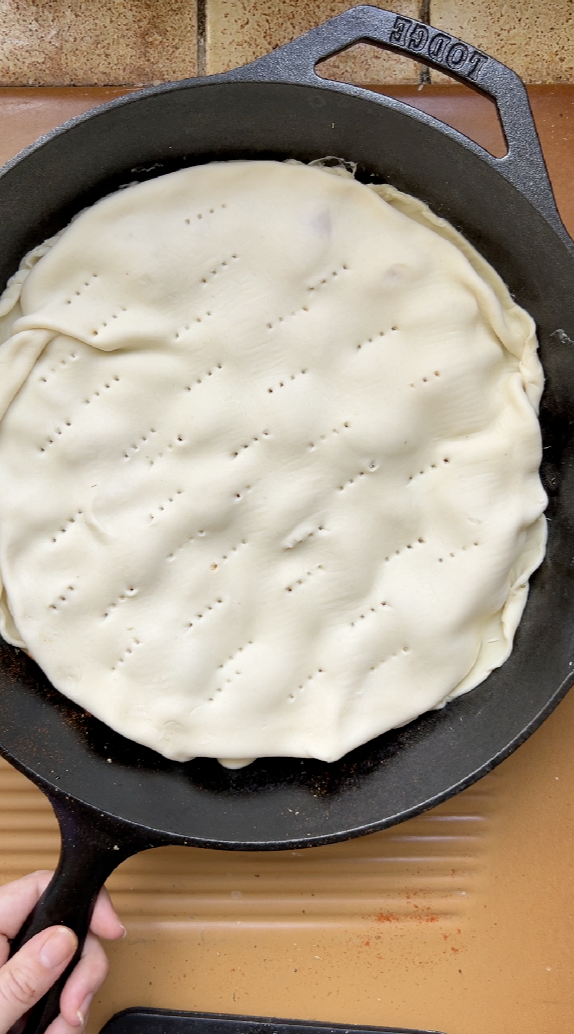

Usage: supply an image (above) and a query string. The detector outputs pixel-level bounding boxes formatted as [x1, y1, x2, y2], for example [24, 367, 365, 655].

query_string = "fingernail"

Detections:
[77, 992, 93, 1026]
[120, 924, 127, 939]
[39, 926, 77, 968]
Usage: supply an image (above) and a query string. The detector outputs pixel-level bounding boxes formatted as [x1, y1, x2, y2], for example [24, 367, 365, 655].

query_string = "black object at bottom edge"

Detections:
[99, 1008, 446, 1034]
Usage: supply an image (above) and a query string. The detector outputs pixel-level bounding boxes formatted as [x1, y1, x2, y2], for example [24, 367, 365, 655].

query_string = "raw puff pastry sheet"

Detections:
[0, 160, 546, 763]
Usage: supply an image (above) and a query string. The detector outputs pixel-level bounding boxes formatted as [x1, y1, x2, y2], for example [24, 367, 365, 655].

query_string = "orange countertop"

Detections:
[0, 84, 573, 1034]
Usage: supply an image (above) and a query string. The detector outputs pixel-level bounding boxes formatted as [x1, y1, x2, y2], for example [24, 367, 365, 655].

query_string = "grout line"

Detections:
[197, 0, 207, 77]
[418, 0, 431, 85]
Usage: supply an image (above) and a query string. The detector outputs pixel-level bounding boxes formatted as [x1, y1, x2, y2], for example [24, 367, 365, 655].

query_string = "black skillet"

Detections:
[1, 6, 574, 1032]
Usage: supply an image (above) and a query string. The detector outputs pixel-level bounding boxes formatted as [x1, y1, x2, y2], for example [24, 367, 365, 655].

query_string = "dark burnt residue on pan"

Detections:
[182, 725, 418, 799]
[0, 635, 90, 728]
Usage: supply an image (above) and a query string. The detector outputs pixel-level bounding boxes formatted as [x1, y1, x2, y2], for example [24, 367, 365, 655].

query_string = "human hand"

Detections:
[0, 870, 125, 1034]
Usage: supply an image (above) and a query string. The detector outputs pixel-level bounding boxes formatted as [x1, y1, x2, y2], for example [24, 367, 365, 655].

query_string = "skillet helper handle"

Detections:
[243, 4, 561, 232]
[11, 795, 139, 1034]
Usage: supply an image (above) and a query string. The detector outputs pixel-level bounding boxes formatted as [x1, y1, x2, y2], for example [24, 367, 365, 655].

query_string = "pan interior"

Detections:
[0, 80, 573, 848]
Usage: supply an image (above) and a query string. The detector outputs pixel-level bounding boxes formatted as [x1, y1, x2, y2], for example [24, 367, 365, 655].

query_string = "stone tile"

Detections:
[0, 88, 136, 164]
[206, 0, 423, 84]
[0, 1, 197, 86]
[430, 0, 574, 83]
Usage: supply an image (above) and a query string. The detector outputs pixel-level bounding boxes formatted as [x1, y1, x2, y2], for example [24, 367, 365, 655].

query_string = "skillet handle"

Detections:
[10, 793, 146, 1034]
[239, 4, 563, 235]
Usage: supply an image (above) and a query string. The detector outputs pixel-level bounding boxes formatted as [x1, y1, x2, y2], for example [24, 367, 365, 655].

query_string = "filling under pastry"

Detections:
[0, 160, 546, 764]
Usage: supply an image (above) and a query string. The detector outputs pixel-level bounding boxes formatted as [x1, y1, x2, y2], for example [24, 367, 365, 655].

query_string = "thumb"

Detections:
[0, 926, 77, 1034]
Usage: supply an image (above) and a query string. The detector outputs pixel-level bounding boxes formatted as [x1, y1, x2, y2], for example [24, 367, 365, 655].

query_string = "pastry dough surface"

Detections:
[0, 161, 546, 763]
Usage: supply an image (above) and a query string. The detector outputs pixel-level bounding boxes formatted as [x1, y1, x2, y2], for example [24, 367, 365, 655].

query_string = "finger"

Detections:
[0, 872, 55, 969]
[0, 871, 53, 939]
[45, 1005, 91, 1034]
[0, 925, 77, 1034]
[45, 1016, 88, 1034]
[45, 1015, 88, 1034]
[0, 873, 123, 952]
[44, 935, 108, 1034]
[57, 932, 108, 1028]
[89, 886, 125, 941]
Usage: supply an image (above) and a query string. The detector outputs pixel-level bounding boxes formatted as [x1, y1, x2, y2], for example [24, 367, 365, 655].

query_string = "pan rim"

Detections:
[0, 76, 573, 849]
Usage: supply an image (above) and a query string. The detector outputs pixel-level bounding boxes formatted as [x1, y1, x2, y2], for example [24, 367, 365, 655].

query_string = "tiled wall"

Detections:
[0, 0, 573, 87]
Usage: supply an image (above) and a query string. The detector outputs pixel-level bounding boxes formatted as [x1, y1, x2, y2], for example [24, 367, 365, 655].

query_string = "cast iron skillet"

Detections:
[1, 7, 574, 1032]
